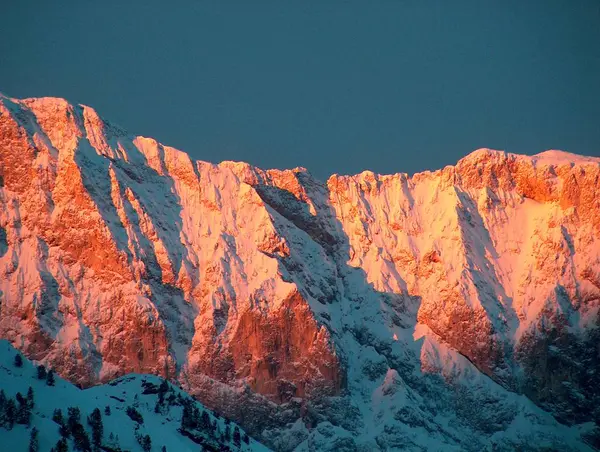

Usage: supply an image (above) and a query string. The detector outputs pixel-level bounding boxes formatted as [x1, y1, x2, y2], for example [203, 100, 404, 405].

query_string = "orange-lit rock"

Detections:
[2, 95, 599, 449]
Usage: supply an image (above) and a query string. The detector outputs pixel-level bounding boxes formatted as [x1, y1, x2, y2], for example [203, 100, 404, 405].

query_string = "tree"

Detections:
[27, 386, 35, 409]
[0, 390, 6, 425]
[16, 392, 31, 425]
[54, 438, 68, 452]
[126, 405, 143, 424]
[36, 365, 47, 380]
[53, 408, 64, 425]
[192, 406, 200, 429]
[180, 403, 193, 430]
[72, 423, 91, 452]
[14, 353, 23, 367]
[161, 446, 167, 452]
[200, 409, 211, 431]
[243, 433, 250, 444]
[29, 426, 39, 452]
[159, 380, 169, 393]
[233, 426, 241, 447]
[104, 405, 111, 416]
[15, 391, 26, 405]
[5, 398, 16, 429]
[158, 380, 169, 404]
[107, 433, 122, 450]
[46, 369, 55, 386]
[67, 406, 81, 433]
[87, 407, 103, 448]
[141, 434, 152, 452]
[59, 423, 70, 438]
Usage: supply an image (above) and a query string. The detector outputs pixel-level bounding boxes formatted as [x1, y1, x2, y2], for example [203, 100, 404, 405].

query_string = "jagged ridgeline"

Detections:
[0, 94, 599, 450]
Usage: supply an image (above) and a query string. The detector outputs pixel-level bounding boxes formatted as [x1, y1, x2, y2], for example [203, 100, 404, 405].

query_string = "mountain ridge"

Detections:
[4, 92, 600, 182]
[1, 93, 599, 451]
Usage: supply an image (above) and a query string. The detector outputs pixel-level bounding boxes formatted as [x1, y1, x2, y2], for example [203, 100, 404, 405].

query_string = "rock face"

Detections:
[1, 94, 599, 451]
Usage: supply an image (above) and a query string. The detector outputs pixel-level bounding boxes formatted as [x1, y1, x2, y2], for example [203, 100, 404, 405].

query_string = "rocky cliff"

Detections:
[1, 93, 598, 450]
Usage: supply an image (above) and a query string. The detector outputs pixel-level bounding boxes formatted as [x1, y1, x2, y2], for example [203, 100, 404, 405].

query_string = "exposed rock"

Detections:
[1, 94, 599, 450]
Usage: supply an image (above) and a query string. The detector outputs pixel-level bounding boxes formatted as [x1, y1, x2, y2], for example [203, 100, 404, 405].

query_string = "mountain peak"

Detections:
[532, 149, 600, 165]
[464, 147, 506, 158]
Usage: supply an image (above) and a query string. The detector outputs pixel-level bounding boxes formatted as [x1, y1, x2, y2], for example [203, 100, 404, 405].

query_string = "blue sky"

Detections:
[1, 1, 599, 180]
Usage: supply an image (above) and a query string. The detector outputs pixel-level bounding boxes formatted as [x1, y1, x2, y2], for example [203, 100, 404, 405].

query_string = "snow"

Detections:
[0, 340, 270, 451]
[459, 148, 600, 169]
[531, 149, 600, 165]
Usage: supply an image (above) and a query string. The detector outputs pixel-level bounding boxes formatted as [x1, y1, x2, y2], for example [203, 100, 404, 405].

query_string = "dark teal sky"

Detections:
[1, 1, 599, 180]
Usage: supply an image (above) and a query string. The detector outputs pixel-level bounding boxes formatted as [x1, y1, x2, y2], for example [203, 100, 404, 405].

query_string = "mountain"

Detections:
[0, 93, 599, 450]
[0, 339, 268, 451]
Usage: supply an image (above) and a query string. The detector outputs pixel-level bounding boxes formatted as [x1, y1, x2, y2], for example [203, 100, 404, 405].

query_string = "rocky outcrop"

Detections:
[1, 94, 598, 450]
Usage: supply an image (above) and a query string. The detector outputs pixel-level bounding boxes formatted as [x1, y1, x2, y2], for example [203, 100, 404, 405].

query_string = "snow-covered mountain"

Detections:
[0, 340, 269, 451]
[0, 93, 599, 450]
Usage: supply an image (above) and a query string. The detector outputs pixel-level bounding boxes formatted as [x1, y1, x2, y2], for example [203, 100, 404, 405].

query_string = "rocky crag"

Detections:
[1, 93, 599, 450]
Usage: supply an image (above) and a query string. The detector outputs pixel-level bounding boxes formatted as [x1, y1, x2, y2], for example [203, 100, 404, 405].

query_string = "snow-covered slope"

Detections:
[0, 340, 269, 451]
[0, 93, 599, 450]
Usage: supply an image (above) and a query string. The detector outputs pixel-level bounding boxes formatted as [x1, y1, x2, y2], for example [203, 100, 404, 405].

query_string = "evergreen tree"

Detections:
[224, 424, 231, 442]
[180, 403, 193, 430]
[125, 405, 143, 424]
[5, 398, 16, 429]
[27, 386, 35, 409]
[158, 380, 169, 404]
[0, 390, 6, 426]
[201, 410, 211, 431]
[67, 406, 81, 433]
[87, 407, 103, 448]
[55, 438, 68, 452]
[16, 392, 31, 425]
[104, 405, 111, 416]
[53, 408, 64, 425]
[141, 434, 152, 452]
[72, 422, 91, 452]
[36, 365, 47, 380]
[107, 432, 121, 451]
[59, 423, 70, 438]
[14, 353, 23, 367]
[15, 391, 26, 405]
[192, 406, 200, 429]
[29, 426, 39, 452]
[46, 369, 56, 386]
[159, 380, 169, 394]
[243, 433, 250, 444]
[233, 426, 241, 447]
[161, 446, 167, 452]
